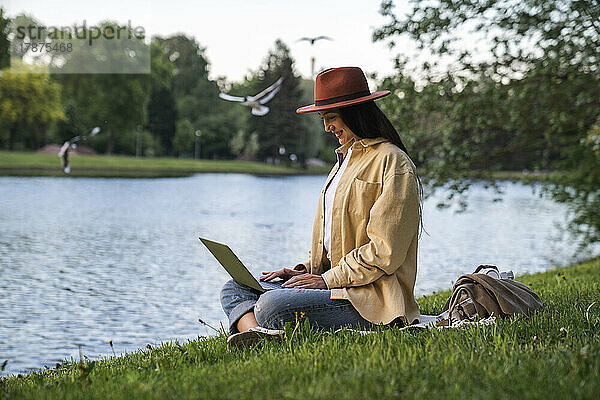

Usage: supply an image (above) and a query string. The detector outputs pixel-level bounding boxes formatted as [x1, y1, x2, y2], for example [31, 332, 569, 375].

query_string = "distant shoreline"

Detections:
[0, 151, 331, 178]
[0, 166, 330, 178]
[0, 151, 562, 181]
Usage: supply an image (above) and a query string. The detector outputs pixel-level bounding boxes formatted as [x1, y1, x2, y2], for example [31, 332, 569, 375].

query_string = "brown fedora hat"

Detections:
[296, 66, 390, 114]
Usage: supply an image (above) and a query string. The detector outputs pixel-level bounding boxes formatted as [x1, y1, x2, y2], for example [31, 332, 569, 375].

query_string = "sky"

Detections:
[2, 0, 425, 86]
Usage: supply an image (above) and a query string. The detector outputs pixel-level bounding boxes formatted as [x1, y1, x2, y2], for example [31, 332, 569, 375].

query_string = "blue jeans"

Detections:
[220, 278, 373, 334]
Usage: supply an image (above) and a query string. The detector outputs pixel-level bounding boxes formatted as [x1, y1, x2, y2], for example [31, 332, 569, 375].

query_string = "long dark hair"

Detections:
[338, 100, 425, 237]
[338, 100, 409, 155]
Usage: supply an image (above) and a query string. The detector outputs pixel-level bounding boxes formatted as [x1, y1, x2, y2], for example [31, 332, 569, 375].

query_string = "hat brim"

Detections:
[296, 90, 391, 114]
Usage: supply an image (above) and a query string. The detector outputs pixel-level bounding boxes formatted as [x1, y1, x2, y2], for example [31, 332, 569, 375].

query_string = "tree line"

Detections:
[0, 11, 334, 163]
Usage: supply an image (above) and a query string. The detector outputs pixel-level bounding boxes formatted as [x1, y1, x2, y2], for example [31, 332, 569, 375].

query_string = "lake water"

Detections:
[0, 174, 595, 376]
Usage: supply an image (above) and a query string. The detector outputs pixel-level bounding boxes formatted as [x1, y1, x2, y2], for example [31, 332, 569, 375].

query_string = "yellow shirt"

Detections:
[296, 137, 420, 325]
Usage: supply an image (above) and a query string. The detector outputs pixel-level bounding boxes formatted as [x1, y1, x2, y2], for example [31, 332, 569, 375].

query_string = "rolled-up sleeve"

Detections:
[293, 260, 309, 271]
[321, 171, 419, 289]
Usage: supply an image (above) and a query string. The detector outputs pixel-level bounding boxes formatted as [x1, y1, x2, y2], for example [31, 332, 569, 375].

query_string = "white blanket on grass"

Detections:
[334, 314, 497, 335]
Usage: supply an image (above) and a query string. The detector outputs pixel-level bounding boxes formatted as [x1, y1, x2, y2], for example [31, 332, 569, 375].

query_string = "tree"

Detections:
[374, 0, 600, 169]
[0, 8, 9, 69]
[298, 77, 335, 163]
[375, 58, 450, 168]
[52, 102, 86, 145]
[172, 118, 194, 156]
[246, 39, 312, 163]
[155, 35, 210, 98]
[0, 65, 65, 150]
[146, 41, 176, 155]
[52, 21, 151, 154]
[374, 0, 600, 244]
[53, 72, 149, 155]
[7, 14, 43, 64]
[156, 34, 242, 158]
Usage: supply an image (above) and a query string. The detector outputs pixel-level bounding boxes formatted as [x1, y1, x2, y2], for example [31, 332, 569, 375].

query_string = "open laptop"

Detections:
[199, 237, 282, 293]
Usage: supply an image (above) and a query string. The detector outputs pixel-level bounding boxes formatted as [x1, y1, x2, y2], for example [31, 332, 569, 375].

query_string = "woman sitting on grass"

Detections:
[220, 66, 423, 346]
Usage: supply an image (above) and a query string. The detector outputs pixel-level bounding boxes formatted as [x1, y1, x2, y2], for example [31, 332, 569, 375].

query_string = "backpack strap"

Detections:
[474, 264, 499, 274]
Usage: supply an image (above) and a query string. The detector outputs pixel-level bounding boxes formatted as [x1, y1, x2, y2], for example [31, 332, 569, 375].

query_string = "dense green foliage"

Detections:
[220, 40, 326, 164]
[2, 258, 599, 399]
[244, 40, 312, 163]
[155, 34, 243, 158]
[53, 73, 150, 155]
[146, 41, 177, 155]
[0, 9, 8, 69]
[0, 11, 323, 162]
[374, 0, 600, 243]
[0, 66, 65, 150]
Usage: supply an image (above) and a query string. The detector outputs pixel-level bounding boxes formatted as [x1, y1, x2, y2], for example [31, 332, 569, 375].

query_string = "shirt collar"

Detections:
[334, 137, 389, 157]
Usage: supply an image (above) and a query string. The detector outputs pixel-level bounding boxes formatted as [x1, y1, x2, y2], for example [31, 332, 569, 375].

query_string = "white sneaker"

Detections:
[227, 326, 284, 348]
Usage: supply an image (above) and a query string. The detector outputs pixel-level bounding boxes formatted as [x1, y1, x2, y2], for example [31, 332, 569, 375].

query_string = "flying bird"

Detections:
[297, 36, 332, 45]
[219, 77, 283, 116]
[58, 127, 101, 174]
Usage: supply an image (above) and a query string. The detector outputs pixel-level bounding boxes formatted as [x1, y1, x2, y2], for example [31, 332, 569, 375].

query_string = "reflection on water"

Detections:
[0, 174, 594, 375]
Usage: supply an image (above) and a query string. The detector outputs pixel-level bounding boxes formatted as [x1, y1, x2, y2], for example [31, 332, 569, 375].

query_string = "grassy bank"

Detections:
[1, 151, 564, 180]
[2, 258, 599, 399]
[458, 169, 565, 184]
[0, 151, 331, 178]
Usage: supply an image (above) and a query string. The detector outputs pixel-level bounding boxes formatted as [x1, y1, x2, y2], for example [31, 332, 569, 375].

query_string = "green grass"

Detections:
[2, 258, 599, 399]
[1, 151, 565, 180]
[459, 169, 566, 183]
[0, 151, 331, 178]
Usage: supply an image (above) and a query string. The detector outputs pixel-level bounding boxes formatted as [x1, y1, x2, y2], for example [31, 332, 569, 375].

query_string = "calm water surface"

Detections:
[0, 174, 594, 376]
